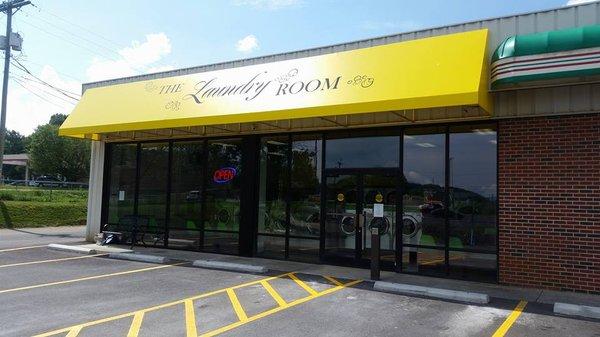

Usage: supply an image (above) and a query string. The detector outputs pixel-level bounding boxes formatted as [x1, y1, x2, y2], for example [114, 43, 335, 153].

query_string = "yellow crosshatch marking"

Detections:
[288, 272, 319, 295]
[492, 300, 528, 337]
[184, 299, 198, 337]
[126, 311, 144, 337]
[32, 272, 361, 337]
[261, 280, 287, 307]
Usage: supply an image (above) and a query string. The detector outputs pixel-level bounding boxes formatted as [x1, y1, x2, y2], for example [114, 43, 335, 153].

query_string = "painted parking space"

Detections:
[0, 245, 598, 337]
[31, 272, 360, 337]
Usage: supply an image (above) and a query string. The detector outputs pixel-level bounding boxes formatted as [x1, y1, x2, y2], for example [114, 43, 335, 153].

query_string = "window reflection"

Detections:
[403, 129, 446, 248]
[137, 143, 169, 243]
[449, 126, 497, 253]
[204, 139, 242, 254]
[258, 137, 288, 236]
[107, 144, 137, 226]
[290, 135, 322, 237]
[169, 141, 203, 250]
[326, 133, 399, 168]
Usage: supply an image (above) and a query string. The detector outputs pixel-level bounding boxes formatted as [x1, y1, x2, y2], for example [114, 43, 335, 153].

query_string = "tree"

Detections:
[49, 113, 68, 126]
[28, 123, 90, 182]
[3, 130, 27, 180]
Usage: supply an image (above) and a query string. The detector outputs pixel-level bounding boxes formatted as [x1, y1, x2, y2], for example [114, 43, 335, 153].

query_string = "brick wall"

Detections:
[498, 113, 600, 293]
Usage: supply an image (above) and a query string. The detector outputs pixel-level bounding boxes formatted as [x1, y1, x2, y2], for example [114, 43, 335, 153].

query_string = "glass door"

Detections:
[361, 173, 398, 268]
[323, 170, 398, 268]
[324, 174, 359, 262]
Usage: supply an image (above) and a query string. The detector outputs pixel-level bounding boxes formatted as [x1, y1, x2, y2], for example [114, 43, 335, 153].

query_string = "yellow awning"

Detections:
[60, 29, 492, 138]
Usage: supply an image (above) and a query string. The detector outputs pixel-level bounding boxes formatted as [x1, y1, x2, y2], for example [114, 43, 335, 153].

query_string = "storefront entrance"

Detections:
[323, 169, 399, 270]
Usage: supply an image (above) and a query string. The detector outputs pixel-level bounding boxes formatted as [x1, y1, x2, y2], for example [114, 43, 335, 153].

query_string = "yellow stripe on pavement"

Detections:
[126, 311, 144, 337]
[261, 280, 287, 307]
[492, 300, 528, 337]
[200, 279, 362, 337]
[227, 288, 248, 322]
[0, 254, 108, 268]
[0, 245, 47, 252]
[0, 263, 186, 295]
[33, 272, 293, 337]
[323, 275, 343, 287]
[289, 273, 318, 296]
[64, 326, 82, 337]
[184, 299, 198, 337]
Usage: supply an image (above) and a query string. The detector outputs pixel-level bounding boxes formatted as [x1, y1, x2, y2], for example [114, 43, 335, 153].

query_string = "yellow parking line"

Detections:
[33, 272, 293, 337]
[261, 280, 287, 307]
[323, 275, 343, 287]
[0, 262, 186, 295]
[288, 273, 318, 296]
[200, 279, 362, 337]
[127, 311, 144, 337]
[64, 326, 82, 337]
[227, 288, 249, 322]
[184, 299, 197, 337]
[492, 300, 528, 337]
[0, 245, 46, 252]
[0, 254, 108, 268]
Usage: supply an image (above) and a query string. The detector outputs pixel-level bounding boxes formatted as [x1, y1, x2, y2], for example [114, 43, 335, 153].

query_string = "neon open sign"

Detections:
[213, 167, 237, 184]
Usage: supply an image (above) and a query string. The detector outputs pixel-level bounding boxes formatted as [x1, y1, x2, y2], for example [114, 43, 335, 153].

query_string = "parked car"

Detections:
[31, 176, 67, 188]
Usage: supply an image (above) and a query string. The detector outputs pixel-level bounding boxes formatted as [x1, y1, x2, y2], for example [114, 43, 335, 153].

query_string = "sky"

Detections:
[1, 0, 593, 135]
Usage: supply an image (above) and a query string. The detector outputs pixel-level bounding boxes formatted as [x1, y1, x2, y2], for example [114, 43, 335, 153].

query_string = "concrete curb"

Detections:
[109, 253, 169, 264]
[554, 302, 600, 320]
[192, 259, 268, 274]
[374, 281, 490, 304]
[47, 244, 97, 255]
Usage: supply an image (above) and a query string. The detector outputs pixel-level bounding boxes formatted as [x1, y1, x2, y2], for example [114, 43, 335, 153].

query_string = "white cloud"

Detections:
[86, 32, 173, 82]
[361, 20, 421, 33]
[6, 32, 175, 135]
[566, 0, 597, 5]
[7, 65, 81, 135]
[236, 35, 259, 53]
[234, 0, 303, 10]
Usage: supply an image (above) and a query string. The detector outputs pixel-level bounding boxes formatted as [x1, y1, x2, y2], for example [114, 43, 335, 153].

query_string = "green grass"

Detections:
[0, 187, 88, 228]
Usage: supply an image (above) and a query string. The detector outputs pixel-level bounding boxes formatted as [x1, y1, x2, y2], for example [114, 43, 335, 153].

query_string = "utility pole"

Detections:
[0, 0, 30, 183]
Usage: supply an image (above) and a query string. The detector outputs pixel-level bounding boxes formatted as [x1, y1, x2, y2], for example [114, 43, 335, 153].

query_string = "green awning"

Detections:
[491, 25, 600, 88]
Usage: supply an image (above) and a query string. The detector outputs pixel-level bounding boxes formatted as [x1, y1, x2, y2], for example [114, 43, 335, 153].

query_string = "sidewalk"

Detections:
[88, 243, 600, 308]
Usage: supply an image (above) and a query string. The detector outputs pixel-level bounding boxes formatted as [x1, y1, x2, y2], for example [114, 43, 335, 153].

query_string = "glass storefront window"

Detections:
[204, 139, 242, 254]
[403, 128, 446, 247]
[169, 141, 204, 250]
[137, 143, 169, 242]
[448, 125, 497, 253]
[290, 135, 322, 237]
[325, 132, 399, 168]
[258, 137, 289, 236]
[106, 144, 137, 226]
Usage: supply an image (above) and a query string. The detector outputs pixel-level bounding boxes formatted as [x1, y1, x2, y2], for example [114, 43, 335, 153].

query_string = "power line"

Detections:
[29, 3, 124, 50]
[20, 15, 122, 59]
[23, 4, 173, 74]
[12, 55, 83, 82]
[9, 77, 72, 110]
[11, 75, 77, 105]
[16, 18, 122, 63]
[10, 57, 80, 99]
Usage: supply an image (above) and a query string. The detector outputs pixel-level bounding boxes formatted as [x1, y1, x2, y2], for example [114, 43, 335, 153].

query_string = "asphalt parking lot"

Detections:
[0, 228, 599, 337]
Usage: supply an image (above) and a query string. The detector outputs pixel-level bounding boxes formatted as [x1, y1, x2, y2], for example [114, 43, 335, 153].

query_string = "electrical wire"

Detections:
[12, 55, 83, 82]
[10, 58, 80, 100]
[23, 5, 173, 74]
[11, 74, 78, 105]
[9, 76, 74, 109]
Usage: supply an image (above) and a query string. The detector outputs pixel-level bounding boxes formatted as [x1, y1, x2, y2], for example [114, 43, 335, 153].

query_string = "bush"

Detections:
[0, 201, 87, 228]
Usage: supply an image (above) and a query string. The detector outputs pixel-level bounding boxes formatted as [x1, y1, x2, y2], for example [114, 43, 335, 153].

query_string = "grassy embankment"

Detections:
[0, 187, 87, 228]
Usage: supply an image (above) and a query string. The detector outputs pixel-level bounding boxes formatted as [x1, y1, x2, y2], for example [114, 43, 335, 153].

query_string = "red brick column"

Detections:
[498, 113, 600, 293]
